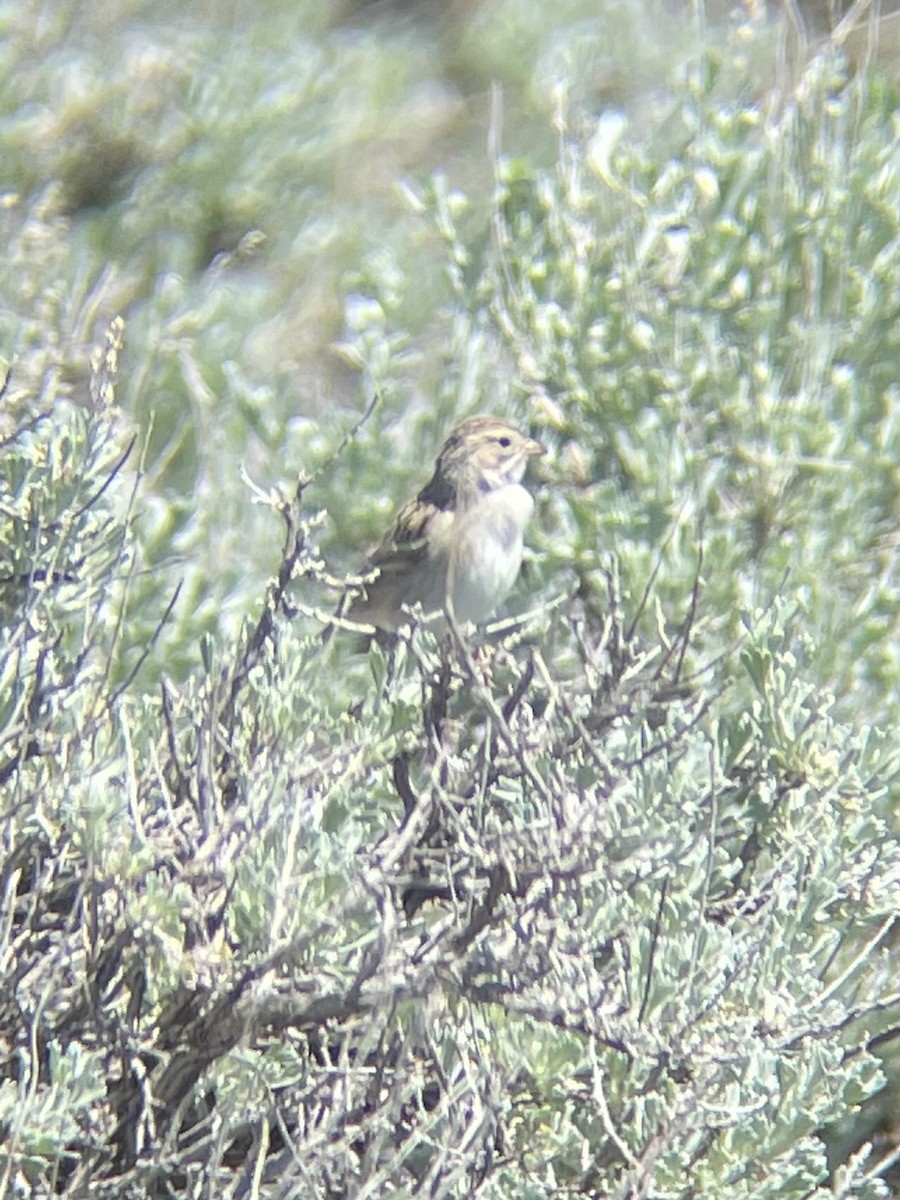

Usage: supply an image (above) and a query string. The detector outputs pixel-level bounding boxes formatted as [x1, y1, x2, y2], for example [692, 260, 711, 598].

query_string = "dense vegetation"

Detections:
[1, 1, 898, 1196]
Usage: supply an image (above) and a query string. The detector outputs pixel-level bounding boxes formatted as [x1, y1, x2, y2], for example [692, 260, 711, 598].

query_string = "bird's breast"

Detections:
[448, 485, 534, 623]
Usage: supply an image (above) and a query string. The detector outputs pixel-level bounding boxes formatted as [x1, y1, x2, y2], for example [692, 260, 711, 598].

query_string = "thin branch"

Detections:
[638, 876, 668, 1026]
[68, 433, 137, 525]
[109, 581, 184, 706]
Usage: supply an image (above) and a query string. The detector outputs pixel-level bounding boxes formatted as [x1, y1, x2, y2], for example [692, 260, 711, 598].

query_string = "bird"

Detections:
[340, 414, 545, 636]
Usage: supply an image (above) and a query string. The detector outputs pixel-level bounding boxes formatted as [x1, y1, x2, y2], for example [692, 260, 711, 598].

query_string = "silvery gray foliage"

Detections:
[2, 35, 900, 1196]
[2, 345, 897, 1197]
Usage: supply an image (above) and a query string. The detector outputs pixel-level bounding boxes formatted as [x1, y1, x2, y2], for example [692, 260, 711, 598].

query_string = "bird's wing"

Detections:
[344, 502, 453, 630]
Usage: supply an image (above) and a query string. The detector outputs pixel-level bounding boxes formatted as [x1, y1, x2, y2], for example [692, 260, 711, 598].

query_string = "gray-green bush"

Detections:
[1, 6, 899, 1198]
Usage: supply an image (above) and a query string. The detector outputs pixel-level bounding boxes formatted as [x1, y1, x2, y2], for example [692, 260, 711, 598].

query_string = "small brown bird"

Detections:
[344, 415, 545, 634]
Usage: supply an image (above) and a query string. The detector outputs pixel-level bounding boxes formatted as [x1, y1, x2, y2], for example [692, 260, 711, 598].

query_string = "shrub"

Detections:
[1, 16, 899, 1200]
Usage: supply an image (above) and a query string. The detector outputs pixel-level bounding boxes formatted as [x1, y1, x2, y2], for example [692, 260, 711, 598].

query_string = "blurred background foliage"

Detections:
[2, 0, 900, 1195]
[0, 0, 897, 699]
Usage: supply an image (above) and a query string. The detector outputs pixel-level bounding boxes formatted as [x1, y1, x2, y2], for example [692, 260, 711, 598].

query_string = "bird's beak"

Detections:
[525, 437, 546, 458]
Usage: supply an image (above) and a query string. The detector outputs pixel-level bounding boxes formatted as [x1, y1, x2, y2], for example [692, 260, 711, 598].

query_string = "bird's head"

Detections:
[437, 415, 545, 499]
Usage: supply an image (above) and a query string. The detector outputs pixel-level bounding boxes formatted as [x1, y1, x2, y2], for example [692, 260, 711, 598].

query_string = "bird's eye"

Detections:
[497, 435, 512, 448]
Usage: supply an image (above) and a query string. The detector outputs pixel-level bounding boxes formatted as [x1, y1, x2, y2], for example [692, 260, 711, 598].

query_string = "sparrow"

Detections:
[343, 415, 545, 634]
